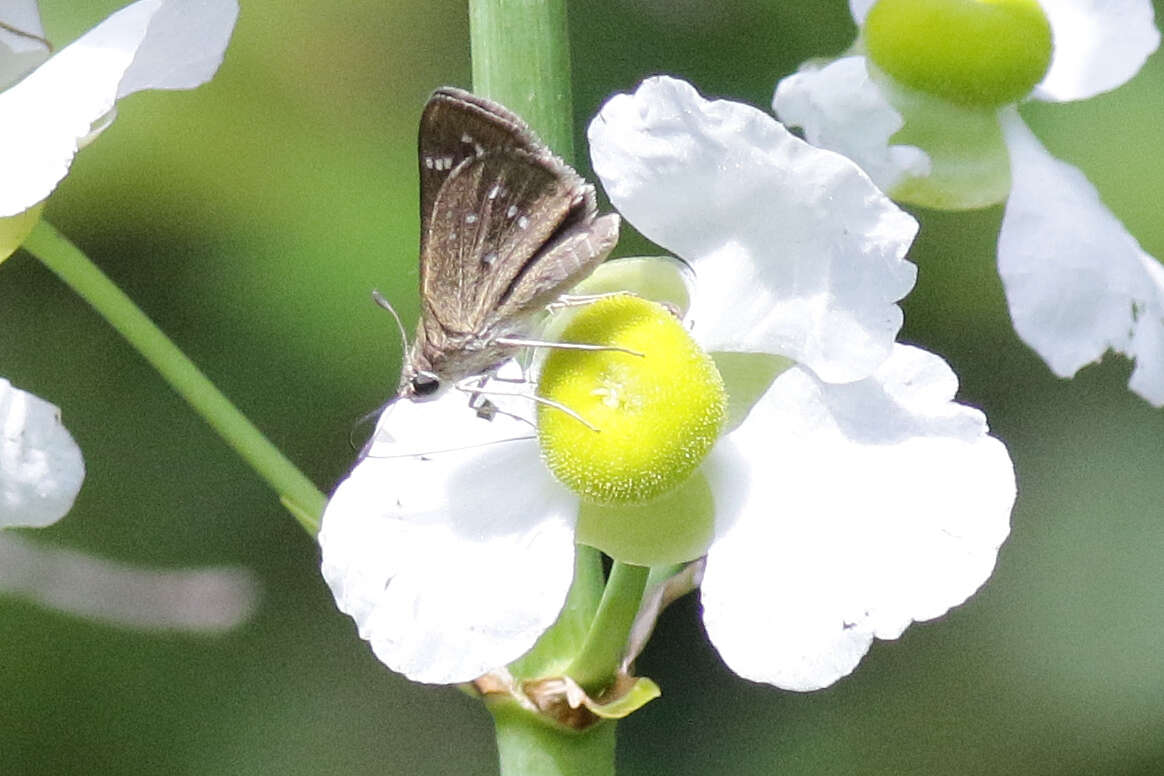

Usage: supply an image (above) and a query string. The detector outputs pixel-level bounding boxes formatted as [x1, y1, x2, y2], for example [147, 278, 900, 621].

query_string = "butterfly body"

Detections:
[400, 88, 620, 399]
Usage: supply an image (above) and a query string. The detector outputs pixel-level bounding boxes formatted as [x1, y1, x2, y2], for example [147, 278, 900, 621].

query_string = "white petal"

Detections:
[701, 345, 1015, 690]
[1033, 0, 1160, 102]
[0, 533, 257, 632]
[774, 57, 931, 196]
[319, 388, 578, 684]
[0, 0, 238, 217]
[117, 0, 239, 96]
[1, 379, 84, 529]
[590, 76, 917, 384]
[998, 111, 1164, 406]
[849, 0, 876, 25]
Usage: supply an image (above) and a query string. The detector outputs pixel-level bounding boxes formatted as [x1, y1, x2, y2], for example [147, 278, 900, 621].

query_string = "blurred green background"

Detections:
[3, 1, 1163, 773]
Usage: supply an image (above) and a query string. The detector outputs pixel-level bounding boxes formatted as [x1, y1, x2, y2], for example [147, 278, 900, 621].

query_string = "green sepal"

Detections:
[0, 202, 45, 262]
[576, 472, 715, 565]
[570, 255, 694, 314]
[870, 62, 1012, 210]
[585, 676, 661, 719]
[713, 351, 795, 434]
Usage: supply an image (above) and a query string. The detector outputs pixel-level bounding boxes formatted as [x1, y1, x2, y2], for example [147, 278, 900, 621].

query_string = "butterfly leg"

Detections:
[494, 335, 645, 358]
[459, 375, 498, 420]
[546, 290, 636, 312]
[548, 291, 681, 320]
[453, 376, 600, 432]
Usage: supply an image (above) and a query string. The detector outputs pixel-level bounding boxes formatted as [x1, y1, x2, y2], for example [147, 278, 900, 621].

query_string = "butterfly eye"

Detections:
[411, 373, 441, 399]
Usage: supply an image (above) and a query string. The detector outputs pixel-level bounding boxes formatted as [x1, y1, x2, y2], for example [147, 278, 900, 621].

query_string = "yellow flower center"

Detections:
[537, 295, 727, 506]
[865, 0, 1053, 107]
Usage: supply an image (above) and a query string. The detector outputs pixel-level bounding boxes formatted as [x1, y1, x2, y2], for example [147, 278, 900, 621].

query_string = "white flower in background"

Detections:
[1, 381, 258, 632]
[1, 379, 83, 528]
[774, 0, 1164, 406]
[0, 0, 239, 259]
[321, 77, 1016, 691]
[0, 381, 256, 631]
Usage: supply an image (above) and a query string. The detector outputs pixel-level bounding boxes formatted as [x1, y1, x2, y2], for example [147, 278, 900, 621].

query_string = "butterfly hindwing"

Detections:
[500, 209, 621, 321]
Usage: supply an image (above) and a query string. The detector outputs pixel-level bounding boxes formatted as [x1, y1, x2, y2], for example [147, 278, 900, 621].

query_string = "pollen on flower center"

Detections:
[537, 295, 727, 505]
[864, 0, 1053, 108]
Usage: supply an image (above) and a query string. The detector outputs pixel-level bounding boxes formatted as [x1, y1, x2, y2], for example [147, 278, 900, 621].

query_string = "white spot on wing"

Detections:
[465, 213, 478, 224]
[483, 251, 498, 265]
[488, 185, 502, 200]
[506, 205, 518, 218]
[517, 216, 529, 229]
[425, 157, 434, 169]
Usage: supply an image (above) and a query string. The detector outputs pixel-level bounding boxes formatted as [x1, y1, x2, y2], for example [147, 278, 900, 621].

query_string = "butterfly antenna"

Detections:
[372, 289, 411, 362]
[348, 397, 399, 455]
[350, 291, 412, 455]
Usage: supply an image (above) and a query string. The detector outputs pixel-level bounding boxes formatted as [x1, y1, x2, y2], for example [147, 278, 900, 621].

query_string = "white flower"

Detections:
[0, 0, 239, 250]
[774, 0, 1164, 406]
[0, 379, 255, 628]
[0, 377, 256, 630]
[1, 379, 83, 528]
[319, 76, 1016, 691]
[0, 381, 257, 629]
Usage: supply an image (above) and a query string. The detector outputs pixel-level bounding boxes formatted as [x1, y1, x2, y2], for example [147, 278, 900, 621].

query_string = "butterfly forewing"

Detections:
[418, 88, 546, 244]
[403, 87, 620, 394]
[421, 148, 595, 335]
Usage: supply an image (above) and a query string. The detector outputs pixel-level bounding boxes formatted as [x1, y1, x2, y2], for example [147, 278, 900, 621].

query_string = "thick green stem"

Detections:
[22, 220, 327, 534]
[566, 561, 650, 694]
[490, 699, 615, 776]
[468, 0, 625, 772]
[469, 0, 574, 162]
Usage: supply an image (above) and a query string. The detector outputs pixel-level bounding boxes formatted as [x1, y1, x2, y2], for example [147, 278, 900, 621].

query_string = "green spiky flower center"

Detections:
[537, 295, 726, 506]
[865, 0, 1053, 107]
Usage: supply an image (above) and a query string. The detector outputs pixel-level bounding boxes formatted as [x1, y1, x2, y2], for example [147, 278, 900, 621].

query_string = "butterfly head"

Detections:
[407, 370, 442, 400]
[398, 351, 446, 401]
